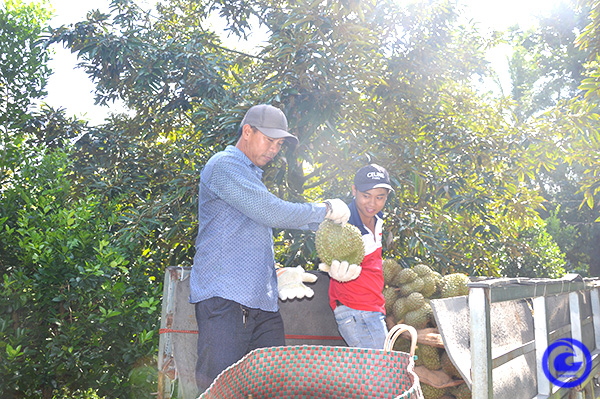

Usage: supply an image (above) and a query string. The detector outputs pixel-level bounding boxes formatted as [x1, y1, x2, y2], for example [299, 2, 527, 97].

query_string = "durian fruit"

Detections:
[441, 273, 470, 298]
[394, 267, 418, 286]
[431, 271, 444, 296]
[415, 344, 441, 370]
[450, 383, 471, 399]
[393, 263, 441, 299]
[383, 286, 399, 314]
[421, 274, 438, 297]
[413, 263, 433, 277]
[403, 302, 432, 329]
[392, 297, 409, 321]
[398, 277, 424, 297]
[440, 351, 462, 379]
[315, 219, 365, 265]
[426, 298, 437, 327]
[406, 292, 426, 312]
[421, 384, 447, 399]
[383, 258, 401, 285]
[386, 262, 464, 329]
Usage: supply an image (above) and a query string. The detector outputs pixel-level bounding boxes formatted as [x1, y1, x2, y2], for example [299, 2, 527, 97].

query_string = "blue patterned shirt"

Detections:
[189, 146, 328, 311]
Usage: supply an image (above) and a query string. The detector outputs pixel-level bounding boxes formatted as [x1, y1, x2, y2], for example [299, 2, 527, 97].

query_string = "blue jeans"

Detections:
[194, 297, 285, 393]
[334, 304, 388, 349]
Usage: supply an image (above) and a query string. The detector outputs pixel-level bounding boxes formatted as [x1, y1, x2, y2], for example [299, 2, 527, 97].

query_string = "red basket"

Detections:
[199, 324, 423, 399]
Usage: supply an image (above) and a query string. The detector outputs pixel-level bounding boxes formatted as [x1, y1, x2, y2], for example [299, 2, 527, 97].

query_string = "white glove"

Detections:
[318, 260, 361, 282]
[276, 266, 318, 301]
[324, 199, 350, 225]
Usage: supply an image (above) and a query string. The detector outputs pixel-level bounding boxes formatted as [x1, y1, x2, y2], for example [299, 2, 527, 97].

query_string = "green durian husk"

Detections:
[315, 219, 365, 266]
[450, 383, 472, 399]
[383, 258, 401, 285]
[413, 263, 433, 277]
[441, 273, 470, 298]
[421, 384, 447, 399]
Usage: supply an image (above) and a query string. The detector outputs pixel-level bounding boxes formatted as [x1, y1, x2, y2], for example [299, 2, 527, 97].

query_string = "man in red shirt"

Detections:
[321, 164, 393, 348]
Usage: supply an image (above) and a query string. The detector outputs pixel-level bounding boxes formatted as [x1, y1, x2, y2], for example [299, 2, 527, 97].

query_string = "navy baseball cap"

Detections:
[354, 164, 394, 192]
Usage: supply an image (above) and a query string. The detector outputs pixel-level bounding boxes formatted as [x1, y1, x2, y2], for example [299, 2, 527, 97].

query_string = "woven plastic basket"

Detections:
[198, 324, 423, 399]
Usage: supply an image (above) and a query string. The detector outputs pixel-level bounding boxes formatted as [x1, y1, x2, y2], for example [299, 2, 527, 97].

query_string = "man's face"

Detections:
[242, 126, 286, 167]
[352, 186, 389, 220]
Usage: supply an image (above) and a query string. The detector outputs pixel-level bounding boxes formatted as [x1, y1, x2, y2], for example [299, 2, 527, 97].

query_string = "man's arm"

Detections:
[209, 159, 328, 229]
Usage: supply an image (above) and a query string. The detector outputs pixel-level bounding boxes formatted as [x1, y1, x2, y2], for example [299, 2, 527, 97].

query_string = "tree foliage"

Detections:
[0, 140, 159, 398]
[0, 0, 51, 131]
[46, 0, 565, 280]
[573, 0, 600, 218]
[0, 0, 52, 193]
[511, 0, 600, 275]
[0, 2, 159, 398]
[507, 0, 588, 122]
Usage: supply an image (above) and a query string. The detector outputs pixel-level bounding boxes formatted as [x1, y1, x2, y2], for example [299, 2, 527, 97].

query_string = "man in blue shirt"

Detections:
[190, 104, 350, 393]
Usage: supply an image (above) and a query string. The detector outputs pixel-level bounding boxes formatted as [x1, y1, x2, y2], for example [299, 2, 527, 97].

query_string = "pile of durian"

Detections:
[383, 259, 471, 399]
[383, 259, 469, 329]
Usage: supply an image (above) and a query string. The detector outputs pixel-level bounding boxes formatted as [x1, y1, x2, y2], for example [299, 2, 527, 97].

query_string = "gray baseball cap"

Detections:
[240, 104, 299, 145]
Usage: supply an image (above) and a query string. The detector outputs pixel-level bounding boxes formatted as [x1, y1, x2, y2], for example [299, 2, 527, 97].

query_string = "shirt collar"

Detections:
[226, 145, 263, 177]
[348, 199, 383, 235]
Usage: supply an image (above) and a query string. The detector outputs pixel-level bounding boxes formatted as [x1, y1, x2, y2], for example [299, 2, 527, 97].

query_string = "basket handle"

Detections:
[384, 323, 418, 356]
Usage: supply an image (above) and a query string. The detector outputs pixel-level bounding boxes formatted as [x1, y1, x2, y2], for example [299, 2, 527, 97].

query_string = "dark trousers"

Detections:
[194, 297, 285, 394]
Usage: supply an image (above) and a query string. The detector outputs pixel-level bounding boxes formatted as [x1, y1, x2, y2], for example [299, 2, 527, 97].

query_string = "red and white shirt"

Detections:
[328, 199, 385, 314]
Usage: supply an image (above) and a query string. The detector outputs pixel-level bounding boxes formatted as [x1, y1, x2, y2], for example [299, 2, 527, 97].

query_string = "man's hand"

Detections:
[277, 266, 318, 301]
[318, 260, 361, 282]
[324, 199, 350, 225]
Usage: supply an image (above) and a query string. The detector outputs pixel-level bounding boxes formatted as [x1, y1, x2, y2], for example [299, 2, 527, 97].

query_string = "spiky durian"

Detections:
[393, 336, 412, 353]
[403, 303, 432, 329]
[315, 220, 365, 266]
[393, 297, 409, 321]
[406, 292, 426, 311]
[421, 275, 438, 298]
[440, 351, 462, 379]
[383, 259, 401, 285]
[432, 271, 444, 294]
[441, 273, 470, 298]
[398, 277, 424, 297]
[383, 286, 399, 314]
[413, 263, 433, 277]
[450, 383, 471, 399]
[393, 268, 418, 286]
[421, 384, 447, 399]
[415, 344, 441, 370]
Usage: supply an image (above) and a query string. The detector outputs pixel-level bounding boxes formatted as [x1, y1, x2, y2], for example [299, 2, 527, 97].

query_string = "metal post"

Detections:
[470, 287, 493, 398]
[158, 267, 178, 399]
[570, 291, 583, 343]
[569, 291, 585, 375]
[590, 288, 600, 351]
[533, 296, 551, 396]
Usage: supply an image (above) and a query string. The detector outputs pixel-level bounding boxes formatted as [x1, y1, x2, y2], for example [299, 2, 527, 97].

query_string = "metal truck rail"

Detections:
[466, 275, 600, 398]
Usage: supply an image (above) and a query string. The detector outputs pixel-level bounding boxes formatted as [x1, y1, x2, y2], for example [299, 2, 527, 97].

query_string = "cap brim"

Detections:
[259, 127, 299, 145]
[356, 183, 394, 192]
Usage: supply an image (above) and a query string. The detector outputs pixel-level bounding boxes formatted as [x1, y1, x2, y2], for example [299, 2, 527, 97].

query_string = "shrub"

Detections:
[0, 145, 161, 398]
